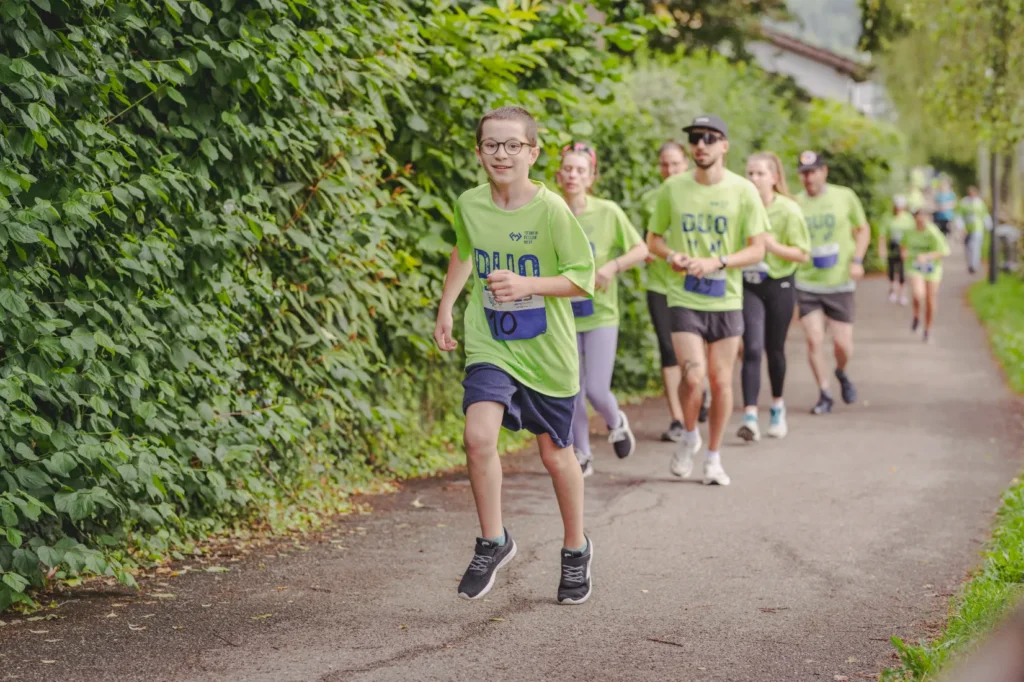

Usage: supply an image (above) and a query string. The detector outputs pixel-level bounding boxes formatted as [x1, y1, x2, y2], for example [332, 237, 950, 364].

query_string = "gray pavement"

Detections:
[1, 260, 1022, 682]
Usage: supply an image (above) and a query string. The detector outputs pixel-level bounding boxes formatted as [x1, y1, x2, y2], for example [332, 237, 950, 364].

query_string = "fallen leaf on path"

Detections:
[847, 656, 857, 663]
[128, 624, 147, 631]
[112, 603, 126, 608]
[276, 586, 288, 591]
[41, 660, 56, 664]
[641, 590, 649, 594]
[205, 566, 230, 573]
[173, 626, 183, 631]
[104, 613, 117, 618]
[251, 614, 273, 621]
[411, 498, 424, 508]
[150, 593, 176, 599]
[490, 618, 504, 622]
[45, 639, 60, 643]
[201, 604, 213, 608]
[142, 614, 155, 619]
[835, 676, 849, 681]
[329, 539, 345, 544]
[29, 630, 49, 634]
[437, 524, 447, 528]
[399, 625, 408, 630]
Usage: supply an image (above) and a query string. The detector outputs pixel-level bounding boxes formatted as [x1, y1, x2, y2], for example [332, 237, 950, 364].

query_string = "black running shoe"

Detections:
[557, 536, 593, 605]
[698, 389, 710, 423]
[458, 529, 517, 600]
[661, 420, 685, 442]
[911, 317, 920, 333]
[608, 410, 636, 459]
[811, 391, 834, 415]
[835, 369, 857, 404]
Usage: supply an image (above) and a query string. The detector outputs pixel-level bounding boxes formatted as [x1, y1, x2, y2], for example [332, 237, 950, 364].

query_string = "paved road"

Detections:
[2, 262, 1022, 682]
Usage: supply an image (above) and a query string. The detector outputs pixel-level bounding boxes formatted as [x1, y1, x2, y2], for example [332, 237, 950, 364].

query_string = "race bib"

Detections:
[811, 243, 840, 269]
[743, 261, 769, 285]
[914, 259, 935, 274]
[684, 270, 727, 298]
[483, 287, 547, 341]
[571, 296, 594, 318]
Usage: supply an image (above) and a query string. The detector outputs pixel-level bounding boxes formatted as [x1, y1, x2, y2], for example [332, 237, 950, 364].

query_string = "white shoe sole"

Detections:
[581, 462, 594, 478]
[610, 412, 636, 458]
[458, 540, 517, 600]
[737, 424, 760, 442]
[703, 471, 731, 486]
[558, 538, 593, 605]
[766, 425, 788, 439]
[670, 437, 700, 477]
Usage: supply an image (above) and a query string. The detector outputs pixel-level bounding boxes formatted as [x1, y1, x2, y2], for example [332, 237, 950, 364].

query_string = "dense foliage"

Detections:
[0, 0, 904, 610]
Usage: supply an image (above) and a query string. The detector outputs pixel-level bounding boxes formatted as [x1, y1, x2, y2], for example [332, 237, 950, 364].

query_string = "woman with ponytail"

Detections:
[737, 152, 810, 442]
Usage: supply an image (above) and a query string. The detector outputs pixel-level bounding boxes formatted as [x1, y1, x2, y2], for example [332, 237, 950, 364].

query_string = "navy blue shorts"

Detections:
[462, 363, 577, 449]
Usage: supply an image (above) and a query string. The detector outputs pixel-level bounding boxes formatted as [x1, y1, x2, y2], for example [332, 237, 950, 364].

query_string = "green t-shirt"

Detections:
[959, 197, 987, 234]
[902, 222, 950, 283]
[640, 188, 671, 296]
[648, 169, 769, 312]
[883, 212, 915, 247]
[572, 197, 643, 333]
[795, 184, 868, 294]
[453, 182, 596, 398]
[743, 193, 810, 282]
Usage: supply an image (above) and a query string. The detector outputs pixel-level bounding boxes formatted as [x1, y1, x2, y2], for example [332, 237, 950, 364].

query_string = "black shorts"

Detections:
[462, 364, 577, 449]
[646, 291, 676, 368]
[797, 290, 855, 324]
[670, 307, 744, 344]
[935, 218, 951, 236]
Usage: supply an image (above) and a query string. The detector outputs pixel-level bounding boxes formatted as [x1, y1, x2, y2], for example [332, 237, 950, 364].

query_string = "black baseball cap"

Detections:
[683, 114, 728, 139]
[797, 150, 826, 172]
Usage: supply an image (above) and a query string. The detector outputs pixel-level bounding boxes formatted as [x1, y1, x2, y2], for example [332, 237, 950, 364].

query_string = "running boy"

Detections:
[902, 206, 950, 343]
[558, 142, 648, 477]
[647, 115, 769, 486]
[433, 107, 596, 604]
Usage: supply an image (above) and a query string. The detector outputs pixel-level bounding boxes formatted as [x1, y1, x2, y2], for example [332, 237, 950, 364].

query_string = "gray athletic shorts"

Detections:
[670, 307, 744, 344]
[797, 290, 855, 324]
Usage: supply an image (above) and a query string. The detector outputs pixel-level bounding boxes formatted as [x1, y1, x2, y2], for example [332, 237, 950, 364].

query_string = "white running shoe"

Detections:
[766, 406, 788, 439]
[608, 410, 636, 459]
[575, 449, 594, 478]
[900, 294, 909, 306]
[888, 291, 898, 303]
[703, 459, 731, 486]
[737, 414, 761, 442]
[670, 431, 701, 478]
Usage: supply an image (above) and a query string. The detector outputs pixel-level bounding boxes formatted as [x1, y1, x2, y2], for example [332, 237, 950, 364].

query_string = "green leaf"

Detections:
[189, 1, 212, 23]
[29, 415, 52, 436]
[36, 546, 63, 568]
[7, 222, 41, 244]
[32, 0, 52, 10]
[28, 103, 50, 126]
[2, 572, 29, 593]
[0, 290, 29, 316]
[407, 115, 429, 132]
[44, 452, 77, 477]
[5, 528, 23, 548]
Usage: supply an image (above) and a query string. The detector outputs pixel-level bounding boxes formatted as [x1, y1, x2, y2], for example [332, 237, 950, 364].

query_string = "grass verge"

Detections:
[883, 274, 1024, 680]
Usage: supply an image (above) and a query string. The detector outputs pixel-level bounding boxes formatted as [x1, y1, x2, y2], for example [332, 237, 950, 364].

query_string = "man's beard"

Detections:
[694, 158, 717, 170]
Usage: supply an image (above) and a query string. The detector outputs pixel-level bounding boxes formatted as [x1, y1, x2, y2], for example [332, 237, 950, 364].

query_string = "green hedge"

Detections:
[0, 0, 904, 610]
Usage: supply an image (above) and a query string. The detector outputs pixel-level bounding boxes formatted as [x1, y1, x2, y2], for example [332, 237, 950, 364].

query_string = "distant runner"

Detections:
[903, 205, 951, 343]
[958, 186, 988, 275]
[794, 151, 871, 415]
[879, 195, 914, 305]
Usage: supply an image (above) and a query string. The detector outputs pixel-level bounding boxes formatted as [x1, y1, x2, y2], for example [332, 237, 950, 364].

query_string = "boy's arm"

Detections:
[434, 247, 473, 351]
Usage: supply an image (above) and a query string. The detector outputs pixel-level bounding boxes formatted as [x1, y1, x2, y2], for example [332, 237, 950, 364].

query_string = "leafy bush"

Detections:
[0, 0, 904, 611]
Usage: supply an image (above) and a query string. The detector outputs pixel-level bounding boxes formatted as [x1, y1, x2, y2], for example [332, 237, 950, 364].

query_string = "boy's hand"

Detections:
[669, 252, 690, 272]
[433, 309, 457, 352]
[487, 270, 534, 302]
[686, 257, 721, 279]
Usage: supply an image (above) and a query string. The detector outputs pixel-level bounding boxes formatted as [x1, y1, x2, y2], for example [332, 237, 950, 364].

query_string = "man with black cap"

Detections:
[794, 150, 871, 415]
[646, 115, 769, 486]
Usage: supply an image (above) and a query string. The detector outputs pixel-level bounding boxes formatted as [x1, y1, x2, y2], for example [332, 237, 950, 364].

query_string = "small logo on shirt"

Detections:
[509, 232, 523, 242]
[710, 200, 729, 208]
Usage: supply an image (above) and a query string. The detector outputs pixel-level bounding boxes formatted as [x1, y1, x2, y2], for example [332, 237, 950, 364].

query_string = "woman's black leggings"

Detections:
[887, 254, 904, 284]
[741, 274, 796, 407]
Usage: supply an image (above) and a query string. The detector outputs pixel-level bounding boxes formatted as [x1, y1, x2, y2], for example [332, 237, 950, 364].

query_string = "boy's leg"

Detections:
[707, 335, 742, 452]
[464, 401, 506, 539]
[925, 280, 941, 332]
[910, 276, 926, 324]
[538, 433, 585, 551]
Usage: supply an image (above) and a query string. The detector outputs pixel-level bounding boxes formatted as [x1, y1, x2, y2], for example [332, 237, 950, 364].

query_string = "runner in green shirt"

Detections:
[902, 206, 951, 343]
[737, 152, 810, 443]
[641, 142, 710, 442]
[958, 186, 988, 275]
[557, 142, 649, 477]
[647, 114, 769, 487]
[794, 151, 871, 416]
[877, 195, 915, 305]
[433, 106, 596, 604]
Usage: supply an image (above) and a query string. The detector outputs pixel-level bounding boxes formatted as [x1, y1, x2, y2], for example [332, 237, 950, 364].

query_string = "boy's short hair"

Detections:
[476, 106, 538, 146]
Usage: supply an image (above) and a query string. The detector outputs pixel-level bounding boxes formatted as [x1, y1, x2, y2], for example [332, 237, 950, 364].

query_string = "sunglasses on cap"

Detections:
[688, 131, 724, 146]
[561, 142, 597, 167]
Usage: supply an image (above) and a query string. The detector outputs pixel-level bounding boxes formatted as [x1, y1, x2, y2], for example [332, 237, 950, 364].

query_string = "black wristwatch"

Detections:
[852, 256, 864, 265]
[719, 254, 729, 269]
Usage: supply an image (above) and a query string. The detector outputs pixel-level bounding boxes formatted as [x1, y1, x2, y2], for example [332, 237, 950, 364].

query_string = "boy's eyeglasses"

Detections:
[480, 139, 533, 156]
[688, 132, 723, 146]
